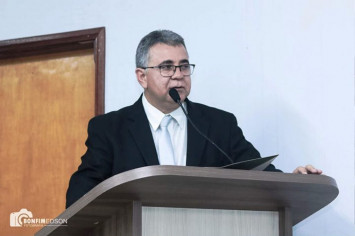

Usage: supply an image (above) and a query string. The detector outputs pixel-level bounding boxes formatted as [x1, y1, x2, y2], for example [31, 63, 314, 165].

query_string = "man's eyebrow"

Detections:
[158, 60, 174, 65]
[158, 59, 190, 66]
[179, 59, 190, 64]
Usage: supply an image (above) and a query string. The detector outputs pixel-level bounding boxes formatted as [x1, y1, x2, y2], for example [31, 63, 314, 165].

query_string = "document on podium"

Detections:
[220, 155, 278, 170]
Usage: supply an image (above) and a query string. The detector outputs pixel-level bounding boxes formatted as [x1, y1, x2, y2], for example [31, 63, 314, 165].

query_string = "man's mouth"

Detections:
[172, 86, 184, 90]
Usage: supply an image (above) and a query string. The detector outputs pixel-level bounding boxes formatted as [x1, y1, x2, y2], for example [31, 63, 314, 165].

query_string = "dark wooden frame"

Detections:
[0, 27, 106, 115]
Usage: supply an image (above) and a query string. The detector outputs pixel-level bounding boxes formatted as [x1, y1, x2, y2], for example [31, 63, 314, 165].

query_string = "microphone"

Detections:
[169, 88, 234, 164]
[169, 88, 181, 103]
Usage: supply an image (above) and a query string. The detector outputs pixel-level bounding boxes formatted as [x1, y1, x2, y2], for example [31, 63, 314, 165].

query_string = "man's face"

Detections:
[136, 43, 191, 113]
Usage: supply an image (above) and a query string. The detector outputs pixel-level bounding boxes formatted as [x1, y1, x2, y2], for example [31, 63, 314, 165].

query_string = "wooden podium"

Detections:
[35, 166, 338, 236]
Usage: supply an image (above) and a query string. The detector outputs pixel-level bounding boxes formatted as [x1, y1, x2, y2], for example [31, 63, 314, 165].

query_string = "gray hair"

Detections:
[135, 30, 187, 68]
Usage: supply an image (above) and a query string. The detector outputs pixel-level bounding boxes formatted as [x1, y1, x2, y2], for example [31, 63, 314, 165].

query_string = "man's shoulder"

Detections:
[88, 99, 142, 126]
[188, 100, 235, 118]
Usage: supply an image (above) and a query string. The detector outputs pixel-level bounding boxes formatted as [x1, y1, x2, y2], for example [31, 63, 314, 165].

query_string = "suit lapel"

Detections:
[186, 100, 210, 166]
[127, 96, 160, 166]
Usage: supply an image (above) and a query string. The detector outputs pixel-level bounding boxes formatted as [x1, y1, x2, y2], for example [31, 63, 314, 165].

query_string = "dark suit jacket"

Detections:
[66, 96, 280, 207]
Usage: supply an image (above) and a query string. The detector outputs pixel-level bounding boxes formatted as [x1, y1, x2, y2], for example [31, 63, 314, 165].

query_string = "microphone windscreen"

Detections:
[169, 88, 181, 103]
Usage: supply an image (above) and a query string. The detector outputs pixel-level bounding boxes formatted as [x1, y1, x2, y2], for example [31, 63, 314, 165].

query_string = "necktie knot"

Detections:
[160, 115, 172, 128]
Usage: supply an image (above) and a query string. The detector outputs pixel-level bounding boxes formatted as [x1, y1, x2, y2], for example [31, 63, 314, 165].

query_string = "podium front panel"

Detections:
[142, 207, 278, 236]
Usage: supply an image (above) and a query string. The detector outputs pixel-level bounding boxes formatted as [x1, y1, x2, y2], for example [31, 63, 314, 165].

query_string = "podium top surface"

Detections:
[36, 166, 338, 236]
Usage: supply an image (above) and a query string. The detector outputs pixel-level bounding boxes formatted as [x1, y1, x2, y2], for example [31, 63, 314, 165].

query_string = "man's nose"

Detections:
[172, 67, 184, 79]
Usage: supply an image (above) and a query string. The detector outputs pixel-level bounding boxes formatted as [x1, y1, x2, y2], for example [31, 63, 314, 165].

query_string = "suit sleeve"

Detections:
[66, 117, 113, 208]
[229, 114, 282, 172]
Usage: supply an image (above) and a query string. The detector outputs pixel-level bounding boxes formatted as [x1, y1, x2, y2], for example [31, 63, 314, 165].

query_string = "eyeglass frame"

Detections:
[140, 64, 195, 77]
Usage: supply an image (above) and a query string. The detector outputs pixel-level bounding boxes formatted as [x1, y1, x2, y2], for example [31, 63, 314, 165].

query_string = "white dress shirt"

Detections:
[142, 94, 187, 166]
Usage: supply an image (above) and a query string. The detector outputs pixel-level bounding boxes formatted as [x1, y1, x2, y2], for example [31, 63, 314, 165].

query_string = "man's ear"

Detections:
[135, 68, 147, 89]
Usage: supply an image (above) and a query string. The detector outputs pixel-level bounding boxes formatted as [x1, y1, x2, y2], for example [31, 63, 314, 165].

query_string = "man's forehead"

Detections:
[148, 43, 189, 63]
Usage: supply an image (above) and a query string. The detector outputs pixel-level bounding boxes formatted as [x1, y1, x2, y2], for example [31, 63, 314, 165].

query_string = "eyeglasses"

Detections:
[141, 64, 195, 77]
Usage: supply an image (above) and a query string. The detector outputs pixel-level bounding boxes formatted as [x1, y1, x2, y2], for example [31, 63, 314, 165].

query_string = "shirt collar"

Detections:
[142, 93, 187, 131]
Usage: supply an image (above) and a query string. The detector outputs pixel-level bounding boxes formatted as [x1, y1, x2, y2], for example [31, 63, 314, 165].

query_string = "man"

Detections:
[66, 30, 322, 208]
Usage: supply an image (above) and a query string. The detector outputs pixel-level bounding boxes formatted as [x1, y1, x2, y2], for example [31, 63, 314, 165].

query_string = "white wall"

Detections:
[1, 0, 354, 235]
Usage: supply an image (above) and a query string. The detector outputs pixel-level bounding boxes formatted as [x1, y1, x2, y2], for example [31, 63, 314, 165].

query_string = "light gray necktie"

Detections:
[158, 115, 175, 165]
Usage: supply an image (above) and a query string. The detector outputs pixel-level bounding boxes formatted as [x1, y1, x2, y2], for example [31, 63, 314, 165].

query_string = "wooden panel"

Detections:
[279, 208, 293, 236]
[92, 201, 142, 236]
[142, 207, 278, 236]
[0, 49, 95, 236]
